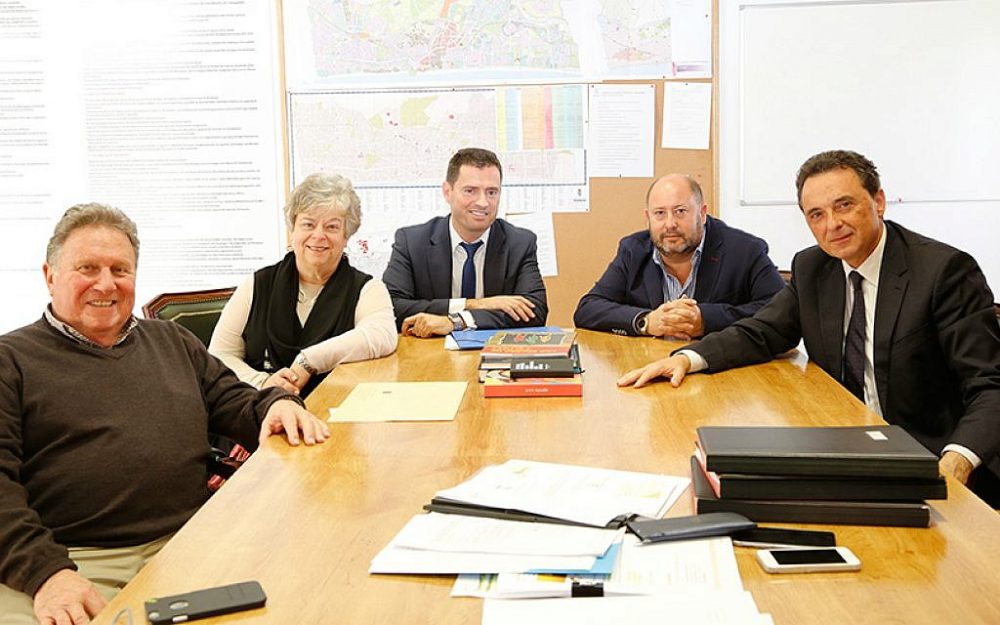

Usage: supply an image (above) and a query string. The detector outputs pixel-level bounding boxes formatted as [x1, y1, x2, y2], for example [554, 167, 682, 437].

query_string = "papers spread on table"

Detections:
[433, 459, 690, 527]
[328, 381, 467, 422]
[369, 513, 622, 575]
[481, 592, 774, 625]
[451, 534, 742, 599]
[391, 513, 619, 557]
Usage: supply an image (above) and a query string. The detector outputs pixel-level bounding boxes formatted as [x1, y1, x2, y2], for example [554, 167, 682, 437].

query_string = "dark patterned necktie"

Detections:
[459, 241, 483, 299]
[843, 271, 866, 401]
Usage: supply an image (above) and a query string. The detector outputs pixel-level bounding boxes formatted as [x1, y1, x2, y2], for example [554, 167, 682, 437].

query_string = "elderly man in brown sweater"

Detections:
[0, 204, 330, 624]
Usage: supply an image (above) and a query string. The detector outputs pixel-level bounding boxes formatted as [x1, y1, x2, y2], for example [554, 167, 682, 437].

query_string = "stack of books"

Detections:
[478, 330, 582, 397]
[691, 425, 947, 527]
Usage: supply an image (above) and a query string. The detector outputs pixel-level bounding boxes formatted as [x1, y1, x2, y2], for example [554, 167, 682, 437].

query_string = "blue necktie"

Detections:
[459, 241, 483, 299]
[843, 271, 866, 401]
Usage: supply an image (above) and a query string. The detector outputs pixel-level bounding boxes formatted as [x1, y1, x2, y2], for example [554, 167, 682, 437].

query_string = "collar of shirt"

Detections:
[651, 231, 706, 301]
[840, 222, 887, 286]
[44, 305, 138, 348]
[448, 217, 491, 252]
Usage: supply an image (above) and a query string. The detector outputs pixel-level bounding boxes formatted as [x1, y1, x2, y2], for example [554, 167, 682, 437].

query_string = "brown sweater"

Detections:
[0, 317, 297, 596]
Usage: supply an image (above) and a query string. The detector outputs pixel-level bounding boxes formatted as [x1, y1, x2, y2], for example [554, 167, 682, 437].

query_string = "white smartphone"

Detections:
[756, 547, 861, 574]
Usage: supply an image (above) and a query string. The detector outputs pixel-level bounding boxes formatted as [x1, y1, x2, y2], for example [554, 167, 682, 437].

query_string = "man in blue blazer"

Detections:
[383, 148, 548, 337]
[619, 151, 1000, 506]
[574, 174, 784, 338]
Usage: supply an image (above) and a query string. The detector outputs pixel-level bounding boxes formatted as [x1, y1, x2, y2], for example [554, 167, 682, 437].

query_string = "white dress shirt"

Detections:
[448, 217, 491, 328]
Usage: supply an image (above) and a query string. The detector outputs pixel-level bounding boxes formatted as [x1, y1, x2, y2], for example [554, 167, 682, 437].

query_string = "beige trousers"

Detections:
[0, 534, 171, 625]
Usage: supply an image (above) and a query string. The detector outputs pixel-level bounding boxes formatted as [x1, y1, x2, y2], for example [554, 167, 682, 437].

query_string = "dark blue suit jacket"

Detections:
[382, 216, 548, 330]
[573, 216, 784, 336]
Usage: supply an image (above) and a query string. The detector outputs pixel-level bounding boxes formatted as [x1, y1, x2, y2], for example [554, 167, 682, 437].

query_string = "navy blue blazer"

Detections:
[687, 221, 1000, 477]
[382, 216, 548, 330]
[573, 216, 784, 336]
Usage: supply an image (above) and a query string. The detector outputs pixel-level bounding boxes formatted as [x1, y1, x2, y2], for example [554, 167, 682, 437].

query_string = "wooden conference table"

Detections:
[94, 330, 1000, 624]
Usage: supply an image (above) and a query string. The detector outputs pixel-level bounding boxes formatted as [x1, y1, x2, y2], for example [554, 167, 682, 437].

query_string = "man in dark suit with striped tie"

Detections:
[383, 148, 548, 337]
[618, 150, 1000, 506]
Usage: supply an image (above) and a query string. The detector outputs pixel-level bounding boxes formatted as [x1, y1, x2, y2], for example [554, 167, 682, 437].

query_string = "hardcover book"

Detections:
[480, 331, 575, 360]
[481, 369, 583, 398]
[696, 425, 940, 479]
[690, 457, 931, 528]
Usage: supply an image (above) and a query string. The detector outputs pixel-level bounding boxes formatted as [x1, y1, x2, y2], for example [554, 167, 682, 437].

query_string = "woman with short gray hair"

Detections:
[210, 173, 397, 396]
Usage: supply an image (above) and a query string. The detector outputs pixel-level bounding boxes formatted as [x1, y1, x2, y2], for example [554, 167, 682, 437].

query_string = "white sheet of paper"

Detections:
[482, 592, 770, 625]
[662, 81, 712, 150]
[461, 535, 742, 599]
[670, 0, 713, 78]
[391, 513, 618, 557]
[369, 545, 596, 575]
[505, 212, 558, 277]
[587, 84, 654, 178]
[329, 382, 467, 422]
[435, 459, 690, 528]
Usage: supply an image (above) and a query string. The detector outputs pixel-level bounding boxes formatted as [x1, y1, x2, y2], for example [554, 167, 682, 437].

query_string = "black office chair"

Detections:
[143, 287, 248, 491]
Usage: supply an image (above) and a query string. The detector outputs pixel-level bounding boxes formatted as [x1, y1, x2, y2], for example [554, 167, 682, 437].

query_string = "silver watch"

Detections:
[293, 353, 318, 375]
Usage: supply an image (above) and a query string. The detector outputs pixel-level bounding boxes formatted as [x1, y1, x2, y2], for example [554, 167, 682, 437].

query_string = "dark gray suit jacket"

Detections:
[382, 216, 548, 330]
[685, 221, 1000, 476]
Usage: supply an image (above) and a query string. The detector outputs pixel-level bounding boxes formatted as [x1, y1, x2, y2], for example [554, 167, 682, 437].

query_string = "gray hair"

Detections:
[47, 203, 140, 265]
[284, 173, 362, 237]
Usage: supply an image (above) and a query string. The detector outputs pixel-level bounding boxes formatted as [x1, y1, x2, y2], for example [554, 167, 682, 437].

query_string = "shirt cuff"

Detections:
[942, 444, 982, 469]
[458, 310, 477, 330]
[448, 298, 466, 314]
[676, 349, 707, 373]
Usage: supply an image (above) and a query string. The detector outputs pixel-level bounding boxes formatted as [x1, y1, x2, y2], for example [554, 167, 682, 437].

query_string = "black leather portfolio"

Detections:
[690, 457, 931, 528]
[696, 425, 940, 479]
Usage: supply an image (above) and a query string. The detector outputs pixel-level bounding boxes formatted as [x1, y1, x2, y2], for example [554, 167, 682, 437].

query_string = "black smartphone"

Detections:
[731, 526, 836, 549]
[145, 581, 266, 624]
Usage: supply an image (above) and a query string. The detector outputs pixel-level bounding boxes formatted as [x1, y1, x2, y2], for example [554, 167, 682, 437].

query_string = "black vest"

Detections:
[243, 252, 371, 396]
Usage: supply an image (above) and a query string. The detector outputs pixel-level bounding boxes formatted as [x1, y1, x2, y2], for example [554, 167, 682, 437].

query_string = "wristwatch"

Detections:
[636, 311, 651, 335]
[293, 352, 318, 376]
[448, 312, 467, 331]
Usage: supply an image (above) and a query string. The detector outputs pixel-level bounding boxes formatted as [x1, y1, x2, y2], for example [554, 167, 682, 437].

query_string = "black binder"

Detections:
[690, 457, 931, 528]
[697, 425, 940, 479]
[710, 471, 946, 501]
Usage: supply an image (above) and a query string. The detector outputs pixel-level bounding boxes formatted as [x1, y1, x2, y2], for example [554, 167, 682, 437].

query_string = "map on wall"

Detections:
[284, 0, 681, 85]
[288, 85, 589, 279]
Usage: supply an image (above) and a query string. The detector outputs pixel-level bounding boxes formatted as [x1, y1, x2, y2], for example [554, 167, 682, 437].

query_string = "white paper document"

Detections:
[662, 82, 712, 150]
[587, 84, 655, 178]
[329, 382, 467, 422]
[505, 212, 558, 277]
[434, 459, 690, 527]
[454, 535, 742, 599]
[482, 592, 772, 625]
[391, 513, 618, 557]
[369, 544, 597, 576]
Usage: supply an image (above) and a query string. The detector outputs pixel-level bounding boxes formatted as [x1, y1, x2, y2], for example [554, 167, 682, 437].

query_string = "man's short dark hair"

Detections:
[446, 147, 503, 184]
[795, 150, 881, 206]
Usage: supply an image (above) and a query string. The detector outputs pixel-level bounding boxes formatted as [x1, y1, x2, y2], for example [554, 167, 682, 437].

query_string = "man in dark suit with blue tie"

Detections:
[619, 151, 1000, 506]
[574, 174, 784, 339]
[383, 148, 548, 337]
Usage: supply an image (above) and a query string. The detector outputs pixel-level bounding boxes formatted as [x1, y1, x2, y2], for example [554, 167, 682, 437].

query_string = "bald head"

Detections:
[645, 174, 704, 208]
[644, 173, 708, 262]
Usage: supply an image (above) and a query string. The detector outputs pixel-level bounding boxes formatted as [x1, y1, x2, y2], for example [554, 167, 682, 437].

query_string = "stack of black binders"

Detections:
[691, 425, 947, 527]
